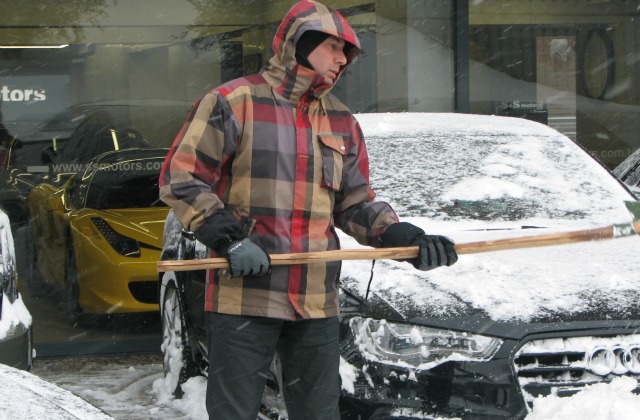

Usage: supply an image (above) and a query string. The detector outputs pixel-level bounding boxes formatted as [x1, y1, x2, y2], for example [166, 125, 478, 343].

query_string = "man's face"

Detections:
[306, 36, 347, 84]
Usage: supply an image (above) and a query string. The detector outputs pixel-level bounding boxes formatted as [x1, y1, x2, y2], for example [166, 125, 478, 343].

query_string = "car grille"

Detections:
[514, 335, 640, 408]
[128, 281, 158, 304]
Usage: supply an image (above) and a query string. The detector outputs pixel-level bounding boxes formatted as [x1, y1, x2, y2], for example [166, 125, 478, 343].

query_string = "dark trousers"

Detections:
[205, 312, 341, 420]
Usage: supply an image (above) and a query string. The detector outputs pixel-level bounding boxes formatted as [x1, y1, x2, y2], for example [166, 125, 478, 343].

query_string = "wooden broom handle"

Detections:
[157, 220, 640, 272]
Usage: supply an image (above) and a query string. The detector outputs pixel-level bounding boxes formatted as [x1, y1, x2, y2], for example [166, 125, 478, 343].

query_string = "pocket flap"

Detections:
[318, 136, 347, 156]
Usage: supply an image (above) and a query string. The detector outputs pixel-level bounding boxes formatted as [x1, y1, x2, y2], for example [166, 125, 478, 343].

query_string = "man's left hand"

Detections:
[378, 222, 458, 271]
[412, 234, 457, 271]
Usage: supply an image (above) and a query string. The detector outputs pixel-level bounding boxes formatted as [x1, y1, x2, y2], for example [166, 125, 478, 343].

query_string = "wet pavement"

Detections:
[31, 354, 191, 419]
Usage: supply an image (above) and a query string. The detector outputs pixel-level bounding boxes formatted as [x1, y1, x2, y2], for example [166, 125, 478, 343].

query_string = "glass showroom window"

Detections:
[0, 0, 455, 356]
[8, 0, 637, 358]
[468, 0, 640, 169]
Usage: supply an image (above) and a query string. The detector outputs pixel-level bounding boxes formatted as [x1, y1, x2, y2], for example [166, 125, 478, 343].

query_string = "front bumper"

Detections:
[338, 319, 640, 419]
[339, 345, 526, 419]
[76, 255, 159, 314]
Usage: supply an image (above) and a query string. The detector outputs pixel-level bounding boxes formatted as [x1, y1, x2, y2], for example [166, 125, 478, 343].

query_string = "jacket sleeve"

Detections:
[333, 118, 398, 247]
[159, 92, 240, 232]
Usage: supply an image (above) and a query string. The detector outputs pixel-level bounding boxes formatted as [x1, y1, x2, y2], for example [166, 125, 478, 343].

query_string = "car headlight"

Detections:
[91, 217, 141, 258]
[351, 317, 503, 368]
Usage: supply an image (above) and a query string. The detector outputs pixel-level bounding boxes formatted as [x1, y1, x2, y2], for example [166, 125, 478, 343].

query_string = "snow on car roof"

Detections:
[357, 112, 632, 225]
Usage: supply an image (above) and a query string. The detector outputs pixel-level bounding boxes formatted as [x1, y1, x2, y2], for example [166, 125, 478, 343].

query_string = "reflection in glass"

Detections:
[0, 0, 638, 358]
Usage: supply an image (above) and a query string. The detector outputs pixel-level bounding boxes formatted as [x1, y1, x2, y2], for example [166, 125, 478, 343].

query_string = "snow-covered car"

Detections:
[0, 209, 33, 370]
[0, 363, 113, 419]
[158, 113, 640, 419]
[613, 147, 640, 199]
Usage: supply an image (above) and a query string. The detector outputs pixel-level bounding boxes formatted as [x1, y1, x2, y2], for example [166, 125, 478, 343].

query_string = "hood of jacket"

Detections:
[261, 0, 361, 104]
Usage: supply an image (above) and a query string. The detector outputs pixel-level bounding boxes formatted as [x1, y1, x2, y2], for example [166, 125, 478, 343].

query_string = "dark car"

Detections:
[159, 113, 640, 419]
[40, 109, 151, 174]
[613, 147, 640, 199]
[35, 99, 191, 171]
[0, 208, 33, 370]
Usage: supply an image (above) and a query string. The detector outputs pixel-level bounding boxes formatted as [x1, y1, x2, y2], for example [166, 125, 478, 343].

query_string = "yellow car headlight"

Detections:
[91, 217, 141, 258]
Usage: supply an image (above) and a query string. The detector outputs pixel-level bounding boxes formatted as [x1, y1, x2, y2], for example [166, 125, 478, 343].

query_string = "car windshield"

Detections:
[84, 160, 164, 209]
[361, 113, 630, 226]
[59, 118, 150, 164]
[37, 107, 89, 134]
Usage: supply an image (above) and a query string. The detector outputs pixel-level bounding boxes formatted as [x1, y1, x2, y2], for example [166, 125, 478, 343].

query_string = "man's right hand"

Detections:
[223, 238, 270, 277]
[194, 210, 270, 276]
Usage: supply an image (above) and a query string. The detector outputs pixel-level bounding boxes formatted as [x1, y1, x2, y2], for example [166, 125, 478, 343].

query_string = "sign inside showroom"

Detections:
[0, 75, 70, 137]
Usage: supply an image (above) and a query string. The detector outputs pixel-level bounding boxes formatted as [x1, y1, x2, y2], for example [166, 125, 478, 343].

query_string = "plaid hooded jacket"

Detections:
[159, 0, 398, 320]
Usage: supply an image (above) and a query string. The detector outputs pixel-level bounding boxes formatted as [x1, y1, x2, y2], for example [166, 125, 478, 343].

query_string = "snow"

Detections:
[0, 209, 32, 339]
[4, 113, 640, 418]
[526, 377, 640, 420]
[153, 375, 208, 419]
[339, 113, 640, 324]
[21, 354, 640, 420]
[340, 228, 640, 322]
[0, 293, 32, 339]
[0, 363, 113, 419]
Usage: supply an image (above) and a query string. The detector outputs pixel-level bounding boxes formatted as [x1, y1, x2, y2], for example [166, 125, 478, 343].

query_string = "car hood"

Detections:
[338, 217, 640, 339]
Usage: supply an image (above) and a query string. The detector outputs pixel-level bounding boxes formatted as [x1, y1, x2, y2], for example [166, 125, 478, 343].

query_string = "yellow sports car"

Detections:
[27, 148, 169, 319]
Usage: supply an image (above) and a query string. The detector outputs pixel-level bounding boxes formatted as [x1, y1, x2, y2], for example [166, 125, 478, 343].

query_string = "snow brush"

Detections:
[157, 200, 640, 272]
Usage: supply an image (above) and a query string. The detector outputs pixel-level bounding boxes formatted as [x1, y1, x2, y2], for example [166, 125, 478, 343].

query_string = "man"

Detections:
[159, 1, 457, 418]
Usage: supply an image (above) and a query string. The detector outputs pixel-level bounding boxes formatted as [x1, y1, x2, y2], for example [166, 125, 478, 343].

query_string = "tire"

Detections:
[161, 273, 199, 398]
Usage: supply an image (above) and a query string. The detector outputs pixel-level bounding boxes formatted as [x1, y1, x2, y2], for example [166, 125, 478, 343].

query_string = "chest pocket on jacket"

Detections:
[318, 136, 347, 191]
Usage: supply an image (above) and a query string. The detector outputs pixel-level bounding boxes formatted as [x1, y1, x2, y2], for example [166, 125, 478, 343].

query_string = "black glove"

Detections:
[194, 210, 270, 276]
[194, 210, 245, 253]
[413, 235, 458, 271]
[223, 238, 270, 277]
[379, 222, 458, 271]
